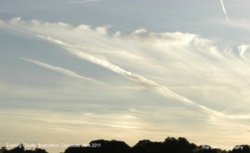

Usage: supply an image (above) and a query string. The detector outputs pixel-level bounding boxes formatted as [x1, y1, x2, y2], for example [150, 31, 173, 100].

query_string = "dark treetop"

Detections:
[1, 137, 250, 153]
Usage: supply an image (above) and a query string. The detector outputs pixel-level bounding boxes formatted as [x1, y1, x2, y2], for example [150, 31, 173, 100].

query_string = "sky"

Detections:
[1, 0, 250, 152]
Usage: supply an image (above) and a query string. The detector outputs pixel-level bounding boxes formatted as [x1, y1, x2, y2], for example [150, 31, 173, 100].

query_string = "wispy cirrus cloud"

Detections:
[3, 18, 250, 118]
[1, 17, 250, 147]
[37, 35, 222, 118]
[38, 35, 250, 120]
[21, 57, 103, 84]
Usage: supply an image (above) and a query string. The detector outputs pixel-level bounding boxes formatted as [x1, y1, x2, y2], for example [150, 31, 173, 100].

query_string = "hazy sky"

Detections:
[1, 0, 250, 152]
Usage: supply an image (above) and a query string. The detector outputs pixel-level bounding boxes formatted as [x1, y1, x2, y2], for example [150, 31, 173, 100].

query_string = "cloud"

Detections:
[2, 17, 250, 148]
[38, 35, 223, 117]
[21, 57, 103, 84]
[2, 18, 250, 118]
[215, 18, 250, 32]
[0, 108, 143, 149]
[238, 45, 250, 59]
[40, 35, 250, 121]
[219, 0, 229, 22]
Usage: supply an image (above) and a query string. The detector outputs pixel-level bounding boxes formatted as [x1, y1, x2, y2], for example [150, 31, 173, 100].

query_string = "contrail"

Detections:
[21, 57, 103, 84]
[219, 0, 229, 22]
[37, 35, 250, 120]
[37, 35, 223, 117]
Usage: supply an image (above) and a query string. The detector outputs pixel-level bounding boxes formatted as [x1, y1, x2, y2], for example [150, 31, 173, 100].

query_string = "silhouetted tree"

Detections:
[2, 137, 250, 153]
[65, 140, 130, 153]
[194, 145, 221, 153]
[230, 145, 250, 153]
[33, 148, 48, 153]
[161, 137, 197, 153]
[89, 140, 130, 153]
[1, 147, 7, 153]
[131, 139, 162, 153]
[1, 144, 48, 153]
[7, 144, 25, 153]
[65, 146, 85, 153]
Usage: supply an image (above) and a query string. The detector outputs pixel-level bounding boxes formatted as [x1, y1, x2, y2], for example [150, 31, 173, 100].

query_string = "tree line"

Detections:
[1, 137, 250, 153]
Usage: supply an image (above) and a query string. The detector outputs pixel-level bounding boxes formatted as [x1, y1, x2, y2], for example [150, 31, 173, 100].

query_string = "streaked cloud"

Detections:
[219, 0, 229, 22]
[38, 35, 250, 120]
[3, 18, 250, 117]
[21, 57, 103, 84]
[238, 45, 250, 60]
[37, 35, 222, 118]
[1, 17, 250, 149]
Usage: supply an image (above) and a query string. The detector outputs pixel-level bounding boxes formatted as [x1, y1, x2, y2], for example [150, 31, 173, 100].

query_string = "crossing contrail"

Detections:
[219, 0, 229, 22]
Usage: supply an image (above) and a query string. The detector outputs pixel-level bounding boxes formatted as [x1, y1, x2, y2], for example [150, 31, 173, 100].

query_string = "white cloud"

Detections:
[1, 17, 250, 147]
[217, 18, 250, 31]
[238, 45, 250, 59]
[219, 0, 229, 22]
[21, 57, 103, 84]
[3, 18, 250, 114]
[38, 35, 223, 118]
[6, 18, 249, 119]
